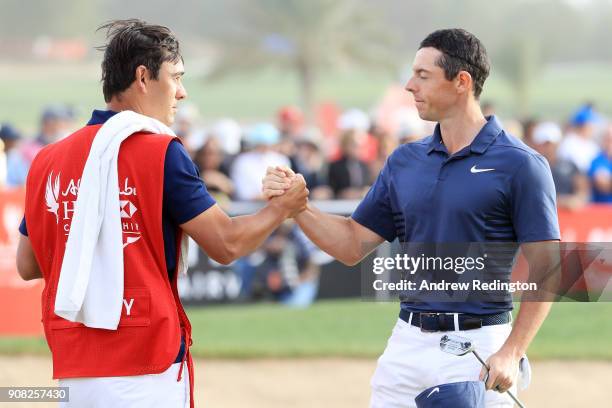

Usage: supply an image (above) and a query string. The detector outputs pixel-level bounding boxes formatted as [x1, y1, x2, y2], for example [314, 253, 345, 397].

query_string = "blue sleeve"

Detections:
[164, 140, 216, 224]
[588, 154, 606, 178]
[510, 154, 560, 242]
[19, 216, 27, 236]
[351, 162, 397, 242]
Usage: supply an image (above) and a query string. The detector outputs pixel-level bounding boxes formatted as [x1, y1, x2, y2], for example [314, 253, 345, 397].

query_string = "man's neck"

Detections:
[106, 98, 144, 116]
[438, 103, 487, 155]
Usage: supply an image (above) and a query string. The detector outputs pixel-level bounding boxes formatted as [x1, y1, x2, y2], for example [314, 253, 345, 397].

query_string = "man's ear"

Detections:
[456, 71, 473, 96]
[134, 65, 148, 93]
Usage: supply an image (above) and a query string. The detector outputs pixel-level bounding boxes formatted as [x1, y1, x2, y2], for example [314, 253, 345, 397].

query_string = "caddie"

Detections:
[16, 19, 308, 407]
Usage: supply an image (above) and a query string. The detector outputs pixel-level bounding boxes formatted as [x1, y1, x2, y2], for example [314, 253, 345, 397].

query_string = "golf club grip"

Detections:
[472, 351, 526, 408]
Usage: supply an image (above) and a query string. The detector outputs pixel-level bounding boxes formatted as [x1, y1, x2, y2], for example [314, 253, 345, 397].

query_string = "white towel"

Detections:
[55, 110, 189, 330]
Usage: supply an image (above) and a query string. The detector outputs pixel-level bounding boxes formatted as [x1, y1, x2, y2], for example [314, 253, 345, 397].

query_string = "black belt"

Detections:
[399, 310, 511, 332]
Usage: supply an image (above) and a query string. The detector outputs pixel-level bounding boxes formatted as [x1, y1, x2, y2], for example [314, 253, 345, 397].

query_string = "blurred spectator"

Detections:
[280, 226, 328, 308]
[0, 123, 28, 187]
[173, 103, 205, 156]
[231, 123, 290, 200]
[277, 106, 304, 171]
[193, 137, 234, 205]
[248, 221, 323, 307]
[338, 108, 370, 135]
[21, 105, 75, 166]
[277, 105, 304, 139]
[394, 107, 428, 144]
[558, 104, 602, 173]
[532, 122, 589, 210]
[588, 125, 612, 203]
[369, 128, 398, 181]
[521, 118, 539, 148]
[211, 118, 242, 157]
[0, 139, 5, 187]
[294, 129, 333, 199]
[337, 108, 377, 163]
[36, 105, 74, 146]
[328, 130, 370, 199]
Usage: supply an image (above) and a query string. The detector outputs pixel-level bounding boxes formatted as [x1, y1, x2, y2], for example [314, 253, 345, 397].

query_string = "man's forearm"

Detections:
[225, 202, 290, 260]
[500, 240, 560, 356]
[501, 302, 552, 358]
[294, 204, 374, 265]
[17, 235, 43, 281]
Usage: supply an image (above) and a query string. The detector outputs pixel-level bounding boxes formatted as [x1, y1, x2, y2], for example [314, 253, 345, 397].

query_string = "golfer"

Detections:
[264, 28, 560, 407]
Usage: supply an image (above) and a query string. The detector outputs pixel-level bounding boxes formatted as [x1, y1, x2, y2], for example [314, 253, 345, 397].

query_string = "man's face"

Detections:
[144, 60, 187, 126]
[405, 47, 459, 122]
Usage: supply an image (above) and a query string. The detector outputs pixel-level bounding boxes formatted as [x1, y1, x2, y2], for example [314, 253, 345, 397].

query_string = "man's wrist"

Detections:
[294, 203, 311, 221]
[267, 199, 292, 219]
[499, 341, 525, 360]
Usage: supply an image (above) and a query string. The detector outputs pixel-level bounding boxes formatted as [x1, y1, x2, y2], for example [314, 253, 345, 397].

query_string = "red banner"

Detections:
[0, 188, 44, 335]
[558, 206, 612, 242]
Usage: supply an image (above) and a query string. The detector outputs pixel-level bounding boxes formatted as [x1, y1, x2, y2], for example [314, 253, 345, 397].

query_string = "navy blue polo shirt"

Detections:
[352, 116, 560, 315]
[20, 110, 216, 362]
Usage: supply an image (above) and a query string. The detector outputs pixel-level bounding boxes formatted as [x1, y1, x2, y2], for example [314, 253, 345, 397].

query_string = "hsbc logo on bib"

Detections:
[120, 200, 138, 218]
[118, 178, 141, 249]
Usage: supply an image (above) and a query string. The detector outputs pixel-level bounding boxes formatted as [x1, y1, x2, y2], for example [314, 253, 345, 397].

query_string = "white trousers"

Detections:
[59, 362, 189, 408]
[370, 318, 520, 408]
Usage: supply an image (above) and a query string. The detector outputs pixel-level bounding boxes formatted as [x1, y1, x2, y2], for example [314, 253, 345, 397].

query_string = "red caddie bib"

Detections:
[24, 124, 195, 406]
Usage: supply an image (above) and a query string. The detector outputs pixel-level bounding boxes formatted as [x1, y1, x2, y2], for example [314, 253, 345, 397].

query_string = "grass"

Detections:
[526, 301, 612, 360]
[0, 336, 49, 356]
[2, 61, 612, 132]
[188, 300, 397, 358]
[1, 300, 611, 360]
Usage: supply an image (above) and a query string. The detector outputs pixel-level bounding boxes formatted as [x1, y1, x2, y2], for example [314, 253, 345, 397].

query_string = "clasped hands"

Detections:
[263, 166, 308, 217]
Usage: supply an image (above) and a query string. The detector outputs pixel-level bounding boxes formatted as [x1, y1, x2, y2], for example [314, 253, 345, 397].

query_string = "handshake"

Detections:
[262, 166, 309, 218]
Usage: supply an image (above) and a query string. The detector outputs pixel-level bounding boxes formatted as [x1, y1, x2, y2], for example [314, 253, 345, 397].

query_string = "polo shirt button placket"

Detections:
[439, 157, 454, 181]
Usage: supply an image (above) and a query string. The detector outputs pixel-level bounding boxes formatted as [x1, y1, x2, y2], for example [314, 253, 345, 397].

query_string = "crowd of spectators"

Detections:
[2, 101, 611, 305]
[521, 104, 612, 206]
[1, 105, 76, 188]
[2, 102, 611, 207]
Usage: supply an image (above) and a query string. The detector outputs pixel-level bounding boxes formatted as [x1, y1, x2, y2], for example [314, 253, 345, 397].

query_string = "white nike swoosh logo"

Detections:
[470, 165, 495, 173]
[427, 387, 440, 398]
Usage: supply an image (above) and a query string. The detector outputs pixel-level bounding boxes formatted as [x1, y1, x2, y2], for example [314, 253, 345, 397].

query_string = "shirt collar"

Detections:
[87, 109, 118, 126]
[470, 115, 502, 154]
[426, 128, 446, 154]
[427, 115, 502, 155]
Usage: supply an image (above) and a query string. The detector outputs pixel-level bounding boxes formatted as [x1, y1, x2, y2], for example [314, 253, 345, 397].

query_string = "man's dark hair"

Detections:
[96, 19, 182, 103]
[419, 29, 490, 98]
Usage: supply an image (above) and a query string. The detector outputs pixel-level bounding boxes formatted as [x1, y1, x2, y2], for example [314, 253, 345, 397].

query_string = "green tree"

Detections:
[206, 0, 397, 119]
